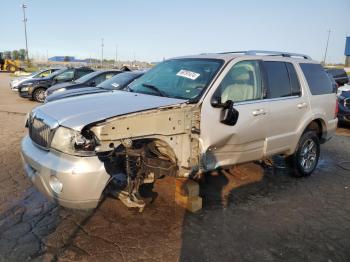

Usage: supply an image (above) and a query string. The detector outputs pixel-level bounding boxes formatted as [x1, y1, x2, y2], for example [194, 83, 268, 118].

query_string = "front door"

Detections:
[200, 59, 268, 170]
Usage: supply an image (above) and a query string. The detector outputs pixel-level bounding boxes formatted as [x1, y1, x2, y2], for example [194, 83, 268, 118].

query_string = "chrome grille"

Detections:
[29, 117, 51, 148]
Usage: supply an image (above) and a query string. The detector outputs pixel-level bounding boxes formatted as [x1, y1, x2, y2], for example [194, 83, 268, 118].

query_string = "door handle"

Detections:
[297, 102, 308, 109]
[252, 109, 266, 116]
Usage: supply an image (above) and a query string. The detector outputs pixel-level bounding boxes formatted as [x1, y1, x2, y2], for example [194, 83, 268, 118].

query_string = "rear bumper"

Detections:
[326, 119, 338, 139]
[21, 135, 110, 209]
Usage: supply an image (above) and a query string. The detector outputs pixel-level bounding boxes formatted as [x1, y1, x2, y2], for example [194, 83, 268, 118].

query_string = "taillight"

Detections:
[335, 97, 339, 118]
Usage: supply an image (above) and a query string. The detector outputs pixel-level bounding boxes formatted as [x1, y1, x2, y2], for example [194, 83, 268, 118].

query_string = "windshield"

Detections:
[128, 59, 223, 100]
[75, 71, 100, 83]
[46, 68, 67, 79]
[98, 72, 143, 90]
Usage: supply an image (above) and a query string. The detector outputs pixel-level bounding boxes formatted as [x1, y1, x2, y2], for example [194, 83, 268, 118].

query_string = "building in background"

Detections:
[345, 37, 350, 67]
[48, 56, 87, 63]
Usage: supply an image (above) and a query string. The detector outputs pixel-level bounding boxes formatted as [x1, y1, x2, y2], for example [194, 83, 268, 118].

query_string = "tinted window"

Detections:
[55, 69, 74, 80]
[216, 60, 263, 103]
[264, 61, 291, 98]
[76, 69, 93, 79]
[300, 63, 333, 95]
[92, 72, 118, 85]
[98, 72, 143, 90]
[286, 63, 301, 96]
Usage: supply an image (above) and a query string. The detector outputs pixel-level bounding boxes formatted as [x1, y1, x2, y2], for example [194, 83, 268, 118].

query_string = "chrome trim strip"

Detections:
[234, 96, 300, 106]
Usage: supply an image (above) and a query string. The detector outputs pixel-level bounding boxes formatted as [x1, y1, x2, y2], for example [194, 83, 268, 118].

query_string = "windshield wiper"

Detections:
[142, 83, 166, 97]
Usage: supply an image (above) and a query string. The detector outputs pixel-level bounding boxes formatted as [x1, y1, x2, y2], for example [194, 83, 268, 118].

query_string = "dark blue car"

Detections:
[338, 91, 350, 124]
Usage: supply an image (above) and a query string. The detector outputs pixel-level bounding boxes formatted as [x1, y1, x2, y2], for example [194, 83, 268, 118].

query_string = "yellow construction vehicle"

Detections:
[0, 52, 22, 72]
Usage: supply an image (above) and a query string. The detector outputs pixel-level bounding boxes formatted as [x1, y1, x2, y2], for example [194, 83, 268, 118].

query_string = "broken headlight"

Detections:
[51, 127, 98, 156]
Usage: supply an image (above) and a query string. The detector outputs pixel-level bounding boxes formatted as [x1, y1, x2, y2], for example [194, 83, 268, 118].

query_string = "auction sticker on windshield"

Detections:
[176, 70, 200, 80]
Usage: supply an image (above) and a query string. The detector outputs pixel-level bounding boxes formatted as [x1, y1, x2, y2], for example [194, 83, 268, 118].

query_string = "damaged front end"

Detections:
[89, 104, 202, 211]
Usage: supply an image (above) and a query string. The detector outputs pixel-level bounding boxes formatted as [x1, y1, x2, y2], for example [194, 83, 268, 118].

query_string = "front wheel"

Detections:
[32, 88, 46, 103]
[286, 131, 320, 177]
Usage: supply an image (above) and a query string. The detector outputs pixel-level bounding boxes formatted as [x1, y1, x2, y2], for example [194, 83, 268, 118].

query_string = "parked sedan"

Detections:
[45, 71, 145, 103]
[325, 68, 349, 87]
[10, 68, 60, 91]
[46, 70, 121, 97]
[18, 67, 94, 102]
[338, 91, 350, 125]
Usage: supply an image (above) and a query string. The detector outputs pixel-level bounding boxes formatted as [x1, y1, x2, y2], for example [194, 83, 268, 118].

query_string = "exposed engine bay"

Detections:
[100, 139, 178, 212]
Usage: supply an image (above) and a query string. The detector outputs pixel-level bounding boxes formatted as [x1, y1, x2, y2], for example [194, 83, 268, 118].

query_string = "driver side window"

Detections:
[217, 60, 263, 103]
[55, 70, 74, 81]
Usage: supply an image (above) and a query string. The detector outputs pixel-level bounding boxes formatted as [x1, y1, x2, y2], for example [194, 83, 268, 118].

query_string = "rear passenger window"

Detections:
[300, 63, 333, 95]
[286, 63, 301, 96]
[264, 61, 291, 98]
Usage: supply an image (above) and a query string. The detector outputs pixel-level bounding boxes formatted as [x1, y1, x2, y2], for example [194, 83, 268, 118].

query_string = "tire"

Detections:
[32, 88, 46, 103]
[286, 130, 320, 177]
[7, 65, 17, 73]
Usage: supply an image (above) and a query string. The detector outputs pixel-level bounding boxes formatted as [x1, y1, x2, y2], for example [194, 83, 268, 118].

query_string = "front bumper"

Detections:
[338, 114, 350, 123]
[19, 90, 31, 98]
[21, 135, 110, 209]
[10, 82, 19, 91]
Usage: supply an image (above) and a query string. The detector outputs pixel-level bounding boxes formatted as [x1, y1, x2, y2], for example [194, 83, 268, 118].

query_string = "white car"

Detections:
[10, 68, 60, 91]
[21, 50, 337, 212]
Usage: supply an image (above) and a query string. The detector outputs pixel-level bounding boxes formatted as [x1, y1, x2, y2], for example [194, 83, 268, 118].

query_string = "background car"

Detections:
[18, 67, 94, 102]
[325, 68, 349, 87]
[45, 71, 145, 103]
[337, 90, 350, 125]
[45, 70, 121, 97]
[10, 68, 60, 91]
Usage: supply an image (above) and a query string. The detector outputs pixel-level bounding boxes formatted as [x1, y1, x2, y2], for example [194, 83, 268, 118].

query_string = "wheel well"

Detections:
[305, 119, 326, 142]
[31, 87, 45, 98]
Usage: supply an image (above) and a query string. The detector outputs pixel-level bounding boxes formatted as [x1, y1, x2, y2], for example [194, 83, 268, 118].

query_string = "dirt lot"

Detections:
[0, 73, 350, 262]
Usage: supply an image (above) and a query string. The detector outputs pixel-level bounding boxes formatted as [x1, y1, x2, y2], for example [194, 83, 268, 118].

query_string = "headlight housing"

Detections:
[21, 87, 29, 92]
[55, 88, 66, 93]
[51, 127, 98, 156]
[21, 82, 33, 86]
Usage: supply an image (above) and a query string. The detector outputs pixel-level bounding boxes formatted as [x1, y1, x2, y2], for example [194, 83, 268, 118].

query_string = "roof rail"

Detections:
[218, 50, 311, 60]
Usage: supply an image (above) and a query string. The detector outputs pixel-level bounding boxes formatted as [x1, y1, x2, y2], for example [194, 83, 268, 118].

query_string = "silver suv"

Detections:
[21, 51, 337, 210]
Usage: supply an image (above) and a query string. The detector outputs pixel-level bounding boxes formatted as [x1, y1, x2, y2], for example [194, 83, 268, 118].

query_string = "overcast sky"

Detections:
[1, 0, 349, 63]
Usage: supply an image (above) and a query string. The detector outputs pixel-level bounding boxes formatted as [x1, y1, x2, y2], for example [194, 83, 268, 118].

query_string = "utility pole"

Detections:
[21, 4, 29, 63]
[115, 44, 118, 67]
[323, 29, 331, 65]
[101, 38, 104, 68]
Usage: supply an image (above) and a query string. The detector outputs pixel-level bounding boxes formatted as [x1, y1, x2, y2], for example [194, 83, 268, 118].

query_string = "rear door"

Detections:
[262, 60, 309, 156]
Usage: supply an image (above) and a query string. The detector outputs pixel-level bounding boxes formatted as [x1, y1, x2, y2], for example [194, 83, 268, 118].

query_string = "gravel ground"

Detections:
[0, 73, 350, 262]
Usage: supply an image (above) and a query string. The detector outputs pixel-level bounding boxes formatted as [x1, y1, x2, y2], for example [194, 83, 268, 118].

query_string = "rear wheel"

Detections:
[286, 130, 320, 177]
[32, 88, 46, 103]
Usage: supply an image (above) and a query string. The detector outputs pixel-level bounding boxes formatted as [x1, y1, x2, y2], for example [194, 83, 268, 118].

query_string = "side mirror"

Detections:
[220, 100, 239, 126]
[211, 96, 239, 126]
[211, 96, 227, 108]
[90, 81, 96, 87]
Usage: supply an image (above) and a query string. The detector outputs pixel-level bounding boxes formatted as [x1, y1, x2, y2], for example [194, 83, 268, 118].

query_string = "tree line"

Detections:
[2, 49, 27, 61]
